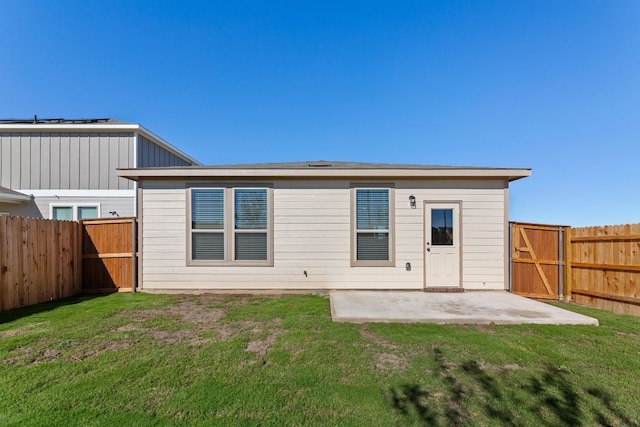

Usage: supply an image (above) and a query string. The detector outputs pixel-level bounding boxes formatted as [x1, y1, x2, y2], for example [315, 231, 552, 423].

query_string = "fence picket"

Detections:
[0, 216, 82, 312]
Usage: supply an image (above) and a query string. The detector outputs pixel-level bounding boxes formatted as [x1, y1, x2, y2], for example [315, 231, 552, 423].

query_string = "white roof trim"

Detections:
[0, 189, 31, 204]
[19, 189, 136, 198]
[117, 167, 531, 182]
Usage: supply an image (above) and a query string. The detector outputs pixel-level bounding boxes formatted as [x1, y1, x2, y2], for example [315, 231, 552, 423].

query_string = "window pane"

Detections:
[235, 232, 267, 260]
[192, 233, 224, 260]
[356, 189, 389, 230]
[235, 189, 267, 230]
[192, 189, 224, 229]
[52, 206, 73, 220]
[356, 233, 389, 261]
[78, 206, 98, 220]
[431, 209, 454, 246]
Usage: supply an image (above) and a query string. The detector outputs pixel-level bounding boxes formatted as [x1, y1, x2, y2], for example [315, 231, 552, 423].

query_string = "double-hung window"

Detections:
[189, 187, 272, 265]
[352, 187, 394, 266]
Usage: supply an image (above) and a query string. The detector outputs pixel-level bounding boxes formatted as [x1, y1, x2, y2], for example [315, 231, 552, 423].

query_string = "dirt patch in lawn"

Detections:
[245, 326, 284, 357]
[359, 326, 398, 349]
[0, 322, 48, 338]
[4, 295, 287, 366]
[4, 337, 140, 365]
[374, 352, 408, 371]
[359, 326, 413, 372]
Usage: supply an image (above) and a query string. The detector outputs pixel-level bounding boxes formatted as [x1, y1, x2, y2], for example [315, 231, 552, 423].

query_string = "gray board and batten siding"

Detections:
[0, 132, 193, 191]
[0, 132, 135, 190]
[0, 120, 199, 219]
[137, 135, 192, 168]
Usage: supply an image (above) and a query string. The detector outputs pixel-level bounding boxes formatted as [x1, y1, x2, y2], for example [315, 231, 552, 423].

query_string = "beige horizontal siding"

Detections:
[140, 181, 507, 291]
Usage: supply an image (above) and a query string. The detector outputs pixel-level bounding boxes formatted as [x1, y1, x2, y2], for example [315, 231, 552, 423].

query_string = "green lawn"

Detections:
[1, 293, 639, 426]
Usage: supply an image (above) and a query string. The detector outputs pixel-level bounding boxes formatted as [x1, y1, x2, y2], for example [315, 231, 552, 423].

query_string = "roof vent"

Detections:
[308, 162, 332, 168]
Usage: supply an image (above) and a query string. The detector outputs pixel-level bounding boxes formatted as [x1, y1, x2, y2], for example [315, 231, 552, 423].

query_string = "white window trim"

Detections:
[350, 185, 395, 267]
[50, 203, 100, 221]
[0, 212, 10, 216]
[187, 186, 274, 267]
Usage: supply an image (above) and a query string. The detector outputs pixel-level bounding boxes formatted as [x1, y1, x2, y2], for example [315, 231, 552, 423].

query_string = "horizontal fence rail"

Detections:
[0, 216, 81, 311]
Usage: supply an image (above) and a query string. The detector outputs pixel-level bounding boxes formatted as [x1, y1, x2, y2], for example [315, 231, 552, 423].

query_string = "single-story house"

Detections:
[117, 161, 530, 292]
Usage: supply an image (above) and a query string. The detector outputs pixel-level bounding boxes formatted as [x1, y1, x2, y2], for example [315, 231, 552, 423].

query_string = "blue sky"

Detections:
[1, 1, 638, 226]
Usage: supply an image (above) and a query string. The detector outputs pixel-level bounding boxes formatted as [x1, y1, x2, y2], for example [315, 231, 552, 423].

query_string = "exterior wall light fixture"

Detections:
[409, 195, 416, 209]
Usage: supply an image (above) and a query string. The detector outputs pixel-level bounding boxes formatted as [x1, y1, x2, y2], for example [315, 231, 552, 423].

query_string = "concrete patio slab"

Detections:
[330, 290, 599, 325]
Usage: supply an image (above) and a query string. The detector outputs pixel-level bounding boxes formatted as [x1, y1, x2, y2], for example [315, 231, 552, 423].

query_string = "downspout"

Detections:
[131, 131, 139, 292]
[133, 132, 139, 217]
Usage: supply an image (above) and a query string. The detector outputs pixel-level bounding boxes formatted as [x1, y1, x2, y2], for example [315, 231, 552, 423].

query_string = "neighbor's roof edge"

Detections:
[0, 121, 201, 166]
[0, 186, 31, 203]
[116, 164, 531, 182]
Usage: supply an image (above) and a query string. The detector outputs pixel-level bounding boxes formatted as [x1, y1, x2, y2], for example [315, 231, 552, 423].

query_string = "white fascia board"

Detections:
[0, 123, 201, 166]
[0, 123, 141, 132]
[0, 193, 31, 203]
[117, 168, 531, 181]
[20, 189, 136, 197]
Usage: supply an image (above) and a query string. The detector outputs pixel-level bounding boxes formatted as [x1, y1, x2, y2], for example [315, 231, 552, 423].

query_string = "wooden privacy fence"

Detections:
[510, 222, 640, 315]
[81, 218, 137, 293]
[570, 223, 640, 316]
[0, 216, 81, 311]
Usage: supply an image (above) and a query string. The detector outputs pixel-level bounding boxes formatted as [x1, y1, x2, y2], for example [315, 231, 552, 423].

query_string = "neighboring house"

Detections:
[118, 161, 530, 291]
[0, 118, 199, 219]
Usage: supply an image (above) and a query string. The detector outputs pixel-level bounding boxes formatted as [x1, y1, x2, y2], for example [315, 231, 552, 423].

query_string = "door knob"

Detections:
[427, 248, 430, 252]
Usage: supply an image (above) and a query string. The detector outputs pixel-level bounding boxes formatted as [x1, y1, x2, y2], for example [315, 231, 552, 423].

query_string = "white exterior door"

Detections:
[425, 202, 461, 288]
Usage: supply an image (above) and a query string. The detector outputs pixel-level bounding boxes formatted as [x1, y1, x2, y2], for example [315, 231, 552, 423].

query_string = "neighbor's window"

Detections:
[51, 204, 99, 221]
[352, 188, 394, 266]
[77, 206, 98, 220]
[189, 187, 272, 265]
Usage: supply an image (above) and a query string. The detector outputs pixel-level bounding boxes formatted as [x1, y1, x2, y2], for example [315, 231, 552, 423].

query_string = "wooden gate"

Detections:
[510, 222, 568, 299]
[81, 218, 137, 293]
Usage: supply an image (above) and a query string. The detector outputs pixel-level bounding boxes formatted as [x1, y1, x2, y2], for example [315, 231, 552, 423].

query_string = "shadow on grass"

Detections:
[389, 347, 638, 427]
[0, 294, 106, 325]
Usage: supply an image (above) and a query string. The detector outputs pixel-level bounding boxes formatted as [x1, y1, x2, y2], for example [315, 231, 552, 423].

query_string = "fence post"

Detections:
[563, 226, 572, 302]
[558, 226, 563, 301]
[508, 222, 513, 293]
[77, 220, 83, 295]
[131, 217, 137, 293]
